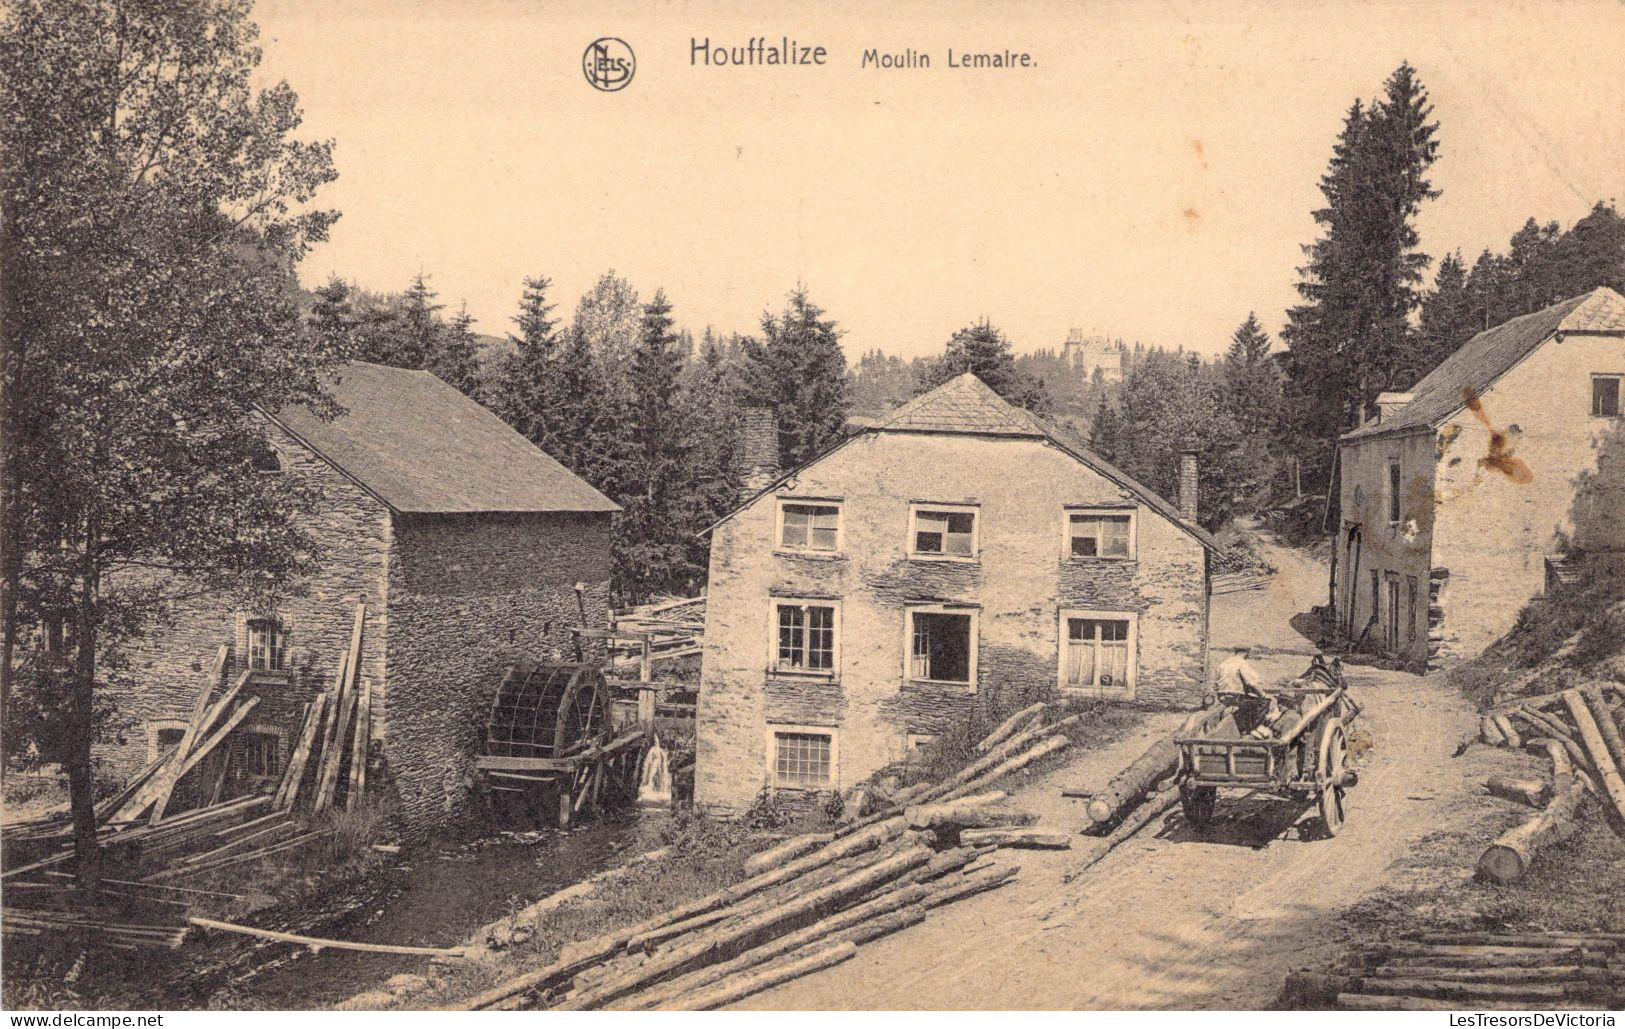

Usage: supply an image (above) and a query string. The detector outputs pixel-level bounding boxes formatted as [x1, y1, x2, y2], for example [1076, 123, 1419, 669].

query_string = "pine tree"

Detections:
[918, 320, 1051, 414]
[434, 303, 482, 397]
[1282, 63, 1441, 484]
[1223, 313, 1280, 440]
[614, 290, 692, 601]
[1411, 252, 1474, 381]
[738, 287, 849, 470]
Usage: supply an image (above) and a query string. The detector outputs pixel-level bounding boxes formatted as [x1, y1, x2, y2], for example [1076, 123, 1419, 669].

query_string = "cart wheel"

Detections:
[1317, 720, 1348, 837]
[1180, 783, 1217, 828]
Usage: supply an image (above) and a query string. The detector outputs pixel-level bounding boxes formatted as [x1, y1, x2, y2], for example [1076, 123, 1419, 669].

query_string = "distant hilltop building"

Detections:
[1061, 330, 1126, 382]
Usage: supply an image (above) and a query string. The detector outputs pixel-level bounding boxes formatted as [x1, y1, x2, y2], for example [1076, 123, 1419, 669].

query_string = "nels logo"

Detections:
[583, 37, 635, 92]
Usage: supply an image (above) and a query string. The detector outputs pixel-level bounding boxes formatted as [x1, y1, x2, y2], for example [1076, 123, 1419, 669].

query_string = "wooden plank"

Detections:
[271, 701, 314, 809]
[1563, 689, 1625, 823]
[178, 818, 297, 866]
[475, 754, 579, 773]
[283, 687, 332, 812]
[145, 829, 330, 881]
[346, 676, 371, 810]
[115, 672, 252, 823]
[314, 602, 366, 812]
[151, 646, 230, 823]
[172, 697, 260, 784]
[187, 916, 467, 957]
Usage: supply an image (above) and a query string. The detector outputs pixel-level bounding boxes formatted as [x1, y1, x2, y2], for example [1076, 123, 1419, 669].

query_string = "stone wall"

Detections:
[384, 510, 612, 838]
[97, 417, 392, 791]
[1332, 429, 1437, 666]
[696, 431, 1210, 815]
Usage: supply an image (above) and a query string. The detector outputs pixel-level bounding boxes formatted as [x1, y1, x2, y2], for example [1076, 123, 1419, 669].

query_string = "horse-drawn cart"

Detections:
[1173, 658, 1362, 836]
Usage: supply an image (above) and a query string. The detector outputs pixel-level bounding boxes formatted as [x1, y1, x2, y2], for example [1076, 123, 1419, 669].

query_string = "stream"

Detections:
[164, 812, 663, 1009]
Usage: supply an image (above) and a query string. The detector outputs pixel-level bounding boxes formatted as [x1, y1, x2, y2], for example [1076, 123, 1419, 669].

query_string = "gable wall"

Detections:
[1428, 331, 1625, 658]
[1334, 430, 1437, 665]
[696, 431, 1208, 814]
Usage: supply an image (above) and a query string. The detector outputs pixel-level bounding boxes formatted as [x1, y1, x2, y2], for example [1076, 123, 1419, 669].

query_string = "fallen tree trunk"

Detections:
[1366, 963, 1598, 984]
[1585, 686, 1625, 778]
[1484, 777, 1549, 808]
[1512, 713, 1590, 770]
[1480, 716, 1506, 747]
[958, 826, 1071, 849]
[1564, 689, 1625, 824]
[1357, 942, 1596, 967]
[621, 881, 937, 1010]
[1085, 738, 1180, 824]
[938, 735, 1070, 804]
[1071, 786, 1178, 878]
[1490, 714, 1521, 749]
[976, 703, 1046, 754]
[1335, 992, 1549, 1012]
[1477, 775, 1588, 884]
[1419, 930, 1624, 949]
[556, 846, 932, 1011]
[672, 940, 857, 1012]
[742, 833, 835, 877]
[904, 805, 1036, 830]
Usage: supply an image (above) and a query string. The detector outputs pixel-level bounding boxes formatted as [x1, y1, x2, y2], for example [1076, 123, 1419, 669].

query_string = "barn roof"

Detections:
[1342, 286, 1625, 443]
[708, 372, 1218, 552]
[266, 361, 619, 515]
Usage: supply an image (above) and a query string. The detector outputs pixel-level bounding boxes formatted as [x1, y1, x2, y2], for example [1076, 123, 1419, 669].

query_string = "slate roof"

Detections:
[709, 372, 1218, 552]
[266, 361, 620, 515]
[1343, 287, 1625, 442]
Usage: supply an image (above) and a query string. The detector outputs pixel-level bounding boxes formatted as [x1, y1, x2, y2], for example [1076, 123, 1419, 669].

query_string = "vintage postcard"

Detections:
[2, 0, 1623, 1017]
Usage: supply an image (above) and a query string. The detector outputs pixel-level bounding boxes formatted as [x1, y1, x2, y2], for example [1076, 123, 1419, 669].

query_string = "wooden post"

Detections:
[638, 637, 654, 735]
[152, 647, 229, 823]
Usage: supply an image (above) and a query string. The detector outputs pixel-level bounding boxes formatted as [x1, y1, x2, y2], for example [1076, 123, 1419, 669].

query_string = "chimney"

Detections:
[1178, 449, 1199, 525]
[1374, 392, 1414, 424]
[737, 406, 780, 493]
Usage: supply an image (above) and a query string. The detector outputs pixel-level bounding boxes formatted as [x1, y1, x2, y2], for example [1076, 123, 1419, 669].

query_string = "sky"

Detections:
[254, 0, 1625, 360]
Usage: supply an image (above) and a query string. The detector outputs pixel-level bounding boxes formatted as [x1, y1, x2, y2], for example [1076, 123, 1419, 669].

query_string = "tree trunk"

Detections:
[69, 528, 102, 892]
[1484, 777, 1548, 807]
[1086, 737, 1180, 824]
[1477, 776, 1588, 884]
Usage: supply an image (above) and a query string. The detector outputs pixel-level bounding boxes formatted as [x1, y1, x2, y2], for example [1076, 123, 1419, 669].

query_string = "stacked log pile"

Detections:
[1, 602, 376, 946]
[464, 710, 1093, 1014]
[1286, 932, 1625, 1010]
[464, 812, 1025, 1011]
[1475, 684, 1625, 883]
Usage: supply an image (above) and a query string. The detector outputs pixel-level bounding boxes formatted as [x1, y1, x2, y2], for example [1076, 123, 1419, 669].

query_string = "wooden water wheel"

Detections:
[478, 660, 621, 827]
[485, 660, 612, 760]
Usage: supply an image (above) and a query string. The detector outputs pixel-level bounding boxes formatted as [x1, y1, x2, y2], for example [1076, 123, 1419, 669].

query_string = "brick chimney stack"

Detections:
[738, 407, 780, 493]
[1179, 449, 1199, 525]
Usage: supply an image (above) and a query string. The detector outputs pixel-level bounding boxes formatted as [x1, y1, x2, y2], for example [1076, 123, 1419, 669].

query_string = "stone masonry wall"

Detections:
[384, 511, 612, 839]
[97, 417, 391, 795]
[696, 431, 1209, 815]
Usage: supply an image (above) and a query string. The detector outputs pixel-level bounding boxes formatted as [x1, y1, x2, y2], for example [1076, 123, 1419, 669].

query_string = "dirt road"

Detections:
[744, 536, 1481, 1010]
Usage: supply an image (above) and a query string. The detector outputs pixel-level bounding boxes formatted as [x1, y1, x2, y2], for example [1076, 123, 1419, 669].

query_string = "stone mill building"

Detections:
[694, 372, 1218, 814]
[101, 360, 619, 838]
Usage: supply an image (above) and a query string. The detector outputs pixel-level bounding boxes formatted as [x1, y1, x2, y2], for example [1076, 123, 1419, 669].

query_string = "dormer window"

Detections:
[247, 618, 288, 672]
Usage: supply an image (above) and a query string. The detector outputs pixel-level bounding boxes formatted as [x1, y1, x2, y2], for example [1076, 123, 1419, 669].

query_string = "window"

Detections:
[772, 600, 838, 674]
[1592, 376, 1621, 418]
[1407, 575, 1419, 642]
[771, 729, 834, 788]
[1061, 612, 1136, 693]
[240, 731, 281, 779]
[156, 727, 185, 756]
[1068, 510, 1134, 559]
[909, 504, 977, 560]
[1369, 570, 1380, 626]
[905, 608, 976, 686]
[777, 500, 841, 552]
[247, 618, 287, 672]
[1387, 461, 1403, 524]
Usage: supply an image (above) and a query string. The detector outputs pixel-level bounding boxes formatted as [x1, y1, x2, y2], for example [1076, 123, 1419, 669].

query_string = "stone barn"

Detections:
[1332, 287, 1625, 668]
[694, 372, 1217, 815]
[102, 360, 618, 838]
